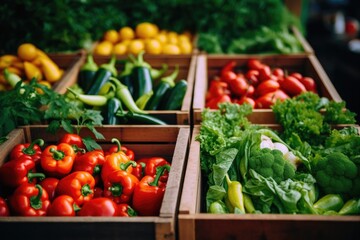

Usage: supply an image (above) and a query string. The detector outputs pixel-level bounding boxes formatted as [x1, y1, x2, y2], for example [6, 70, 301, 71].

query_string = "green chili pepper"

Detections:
[86, 55, 117, 95]
[338, 198, 360, 215]
[151, 63, 168, 80]
[118, 60, 134, 95]
[136, 90, 153, 110]
[110, 77, 147, 114]
[4, 68, 23, 88]
[130, 51, 152, 101]
[314, 194, 344, 214]
[225, 174, 245, 214]
[67, 88, 107, 107]
[105, 97, 122, 125]
[145, 65, 179, 110]
[78, 53, 98, 93]
[115, 101, 167, 125]
[243, 193, 256, 213]
[209, 200, 228, 214]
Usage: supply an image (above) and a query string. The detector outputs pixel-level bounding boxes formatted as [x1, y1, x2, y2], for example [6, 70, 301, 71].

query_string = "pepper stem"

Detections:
[109, 183, 123, 197]
[49, 147, 65, 160]
[22, 139, 44, 155]
[30, 184, 43, 210]
[149, 165, 171, 187]
[27, 171, 46, 183]
[127, 205, 137, 216]
[111, 138, 122, 153]
[120, 161, 137, 171]
[81, 184, 93, 197]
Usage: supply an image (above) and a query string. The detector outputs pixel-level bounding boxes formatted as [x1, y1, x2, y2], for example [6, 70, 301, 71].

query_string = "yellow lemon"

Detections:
[162, 44, 181, 55]
[135, 22, 159, 39]
[167, 31, 179, 45]
[94, 41, 113, 56]
[103, 29, 119, 44]
[119, 26, 135, 41]
[145, 39, 162, 54]
[178, 41, 193, 54]
[113, 42, 128, 55]
[17, 43, 38, 61]
[178, 34, 191, 43]
[127, 39, 145, 55]
[155, 33, 168, 44]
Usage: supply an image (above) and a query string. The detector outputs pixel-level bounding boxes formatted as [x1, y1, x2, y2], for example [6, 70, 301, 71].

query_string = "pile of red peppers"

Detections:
[0, 133, 171, 217]
[205, 59, 318, 109]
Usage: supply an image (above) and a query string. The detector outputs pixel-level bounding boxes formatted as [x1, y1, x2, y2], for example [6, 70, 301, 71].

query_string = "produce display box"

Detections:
[178, 126, 360, 240]
[0, 125, 190, 240]
[192, 54, 342, 124]
[48, 51, 86, 94]
[290, 25, 314, 55]
[65, 54, 197, 125]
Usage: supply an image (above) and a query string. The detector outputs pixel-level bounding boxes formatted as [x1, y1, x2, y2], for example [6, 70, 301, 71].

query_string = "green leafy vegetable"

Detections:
[0, 79, 104, 141]
[272, 92, 356, 146]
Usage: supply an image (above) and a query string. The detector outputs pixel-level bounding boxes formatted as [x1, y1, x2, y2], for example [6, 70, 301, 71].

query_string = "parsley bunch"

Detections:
[0, 80, 104, 140]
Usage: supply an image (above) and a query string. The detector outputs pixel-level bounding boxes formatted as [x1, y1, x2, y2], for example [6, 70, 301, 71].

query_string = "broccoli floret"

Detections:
[248, 148, 296, 183]
[312, 152, 358, 197]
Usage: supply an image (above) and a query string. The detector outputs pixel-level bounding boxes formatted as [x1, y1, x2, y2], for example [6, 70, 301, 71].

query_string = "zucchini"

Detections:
[159, 79, 188, 110]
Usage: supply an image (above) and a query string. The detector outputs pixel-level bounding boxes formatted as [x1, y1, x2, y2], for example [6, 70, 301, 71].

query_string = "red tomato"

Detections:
[236, 97, 255, 108]
[247, 59, 264, 70]
[272, 68, 284, 79]
[258, 65, 272, 82]
[221, 71, 237, 83]
[299, 77, 317, 93]
[229, 76, 249, 96]
[273, 89, 290, 101]
[205, 95, 232, 109]
[245, 85, 255, 98]
[255, 93, 274, 109]
[245, 69, 259, 86]
[280, 76, 307, 96]
[254, 80, 280, 97]
[290, 72, 303, 80]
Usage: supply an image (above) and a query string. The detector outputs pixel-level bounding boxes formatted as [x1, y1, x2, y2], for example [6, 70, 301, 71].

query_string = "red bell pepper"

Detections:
[72, 149, 105, 185]
[39, 177, 59, 201]
[0, 155, 45, 188]
[59, 133, 85, 149]
[101, 138, 136, 183]
[103, 168, 139, 204]
[132, 165, 170, 216]
[132, 158, 150, 180]
[77, 197, 119, 216]
[105, 145, 135, 160]
[40, 143, 76, 178]
[10, 139, 44, 165]
[9, 183, 50, 216]
[0, 196, 10, 216]
[93, 187, 104, 198]
[144, 157, 171, 182]
[56, 171, 95, 206]
[118, 203, 137, 217]
[47, 195, 80, 216]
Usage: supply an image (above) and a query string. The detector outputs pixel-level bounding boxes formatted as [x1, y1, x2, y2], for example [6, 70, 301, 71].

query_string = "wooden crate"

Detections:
[178, 126, 360, 240]
[64, 54, 196, 125]
[0, 125, 190, 240]
[193, 54, 342, 124]
[49, 51, 86, 94]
